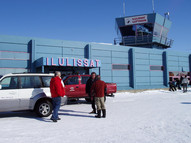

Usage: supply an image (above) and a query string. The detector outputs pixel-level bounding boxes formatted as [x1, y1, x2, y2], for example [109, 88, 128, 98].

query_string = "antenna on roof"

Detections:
[152, 0, 155, 13]
[123, 1, 126, 16]
[164, 12, 170, 20]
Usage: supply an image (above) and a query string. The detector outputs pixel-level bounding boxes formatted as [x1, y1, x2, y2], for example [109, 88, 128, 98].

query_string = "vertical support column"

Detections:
[129, 48, 136, 89]
[41, 66, 44, 73]
[163, 51, 169, 86]
[99, 67, 101, 76]
[86, 44, 93, 74]
[30, 40, 36, 72]
[189, 55, 191, 78]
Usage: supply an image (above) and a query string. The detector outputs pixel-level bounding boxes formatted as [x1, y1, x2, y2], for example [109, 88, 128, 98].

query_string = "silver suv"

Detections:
[0, 73, 67, 117]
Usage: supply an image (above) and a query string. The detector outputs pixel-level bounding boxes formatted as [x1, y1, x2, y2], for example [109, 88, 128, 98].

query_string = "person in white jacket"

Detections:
[182, 75, 189, 93]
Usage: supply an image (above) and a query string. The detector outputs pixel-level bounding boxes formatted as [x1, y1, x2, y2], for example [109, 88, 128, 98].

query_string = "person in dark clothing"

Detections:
[86, 72, 97, 114]
[172, 80, 177, 91]
[91, 75, 107, 118]
[168, 80, 176, 92]
[176, 79, 181, 90]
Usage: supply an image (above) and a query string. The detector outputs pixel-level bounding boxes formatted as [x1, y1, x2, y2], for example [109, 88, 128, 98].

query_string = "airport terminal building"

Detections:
[0, 13, 190, 90]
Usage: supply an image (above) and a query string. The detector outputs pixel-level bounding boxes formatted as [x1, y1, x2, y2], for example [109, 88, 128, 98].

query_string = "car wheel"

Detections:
[35, 100, 53, 117]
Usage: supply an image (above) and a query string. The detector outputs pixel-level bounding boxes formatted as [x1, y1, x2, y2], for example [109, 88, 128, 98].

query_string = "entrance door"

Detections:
[64, 76, 81, 98]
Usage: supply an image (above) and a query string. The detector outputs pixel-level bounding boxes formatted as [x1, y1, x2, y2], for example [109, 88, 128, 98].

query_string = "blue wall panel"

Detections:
[113, 76, 130, 83]
[136, 71, 150, 77]
[92, 50, 111, 57]
[135, 59, 149, 65]
[150, 60, 163, 65]
[0, 60, 28, 68]
[112, 70, 129, 76]
[112, 51, 128, 58]
[36, 46, 62, 54]
[101, 64, 112, 70]
[0, 68, 28, 75]
[0, 43, 28, 52]
[0, 51, 29, 60]
[112, 57, 129, 64]
[150, 71, 163, 76]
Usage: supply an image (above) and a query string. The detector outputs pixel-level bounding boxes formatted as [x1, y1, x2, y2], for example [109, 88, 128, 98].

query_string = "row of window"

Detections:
[0, 76, 52, 90]
[0, 76, 90, 89]
[112, 64, 164, 71]
[119, 23, 169, 38]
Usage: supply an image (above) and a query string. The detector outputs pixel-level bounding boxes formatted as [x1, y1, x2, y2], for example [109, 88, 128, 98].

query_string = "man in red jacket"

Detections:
[91, 75, 107, 118]
[50, 71, 65, 122]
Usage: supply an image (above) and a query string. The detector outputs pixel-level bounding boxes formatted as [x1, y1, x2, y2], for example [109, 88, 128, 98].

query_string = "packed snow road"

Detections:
[0, 89, 191, 143]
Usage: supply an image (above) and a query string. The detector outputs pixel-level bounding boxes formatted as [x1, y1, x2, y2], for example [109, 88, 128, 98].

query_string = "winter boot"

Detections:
[95, 110, 101, 118]
[89, 110, 96, 114]
[102, 109, 106, 118]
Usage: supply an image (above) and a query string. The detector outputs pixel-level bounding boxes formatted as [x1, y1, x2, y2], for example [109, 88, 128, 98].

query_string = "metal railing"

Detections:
[114, 35, 173, 48]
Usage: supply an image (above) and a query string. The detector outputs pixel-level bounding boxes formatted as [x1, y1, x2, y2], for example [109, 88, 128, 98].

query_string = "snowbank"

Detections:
[0, 89, 191, 143]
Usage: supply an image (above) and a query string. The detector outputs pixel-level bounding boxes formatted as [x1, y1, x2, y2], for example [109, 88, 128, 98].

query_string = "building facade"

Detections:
[0, 35, 190, 90]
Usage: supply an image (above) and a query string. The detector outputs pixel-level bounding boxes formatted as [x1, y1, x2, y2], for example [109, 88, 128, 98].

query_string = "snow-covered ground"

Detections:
[1, 89, 191, 143]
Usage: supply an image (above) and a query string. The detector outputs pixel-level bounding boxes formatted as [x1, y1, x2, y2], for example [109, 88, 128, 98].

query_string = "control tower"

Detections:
[114, 13, 173, 49]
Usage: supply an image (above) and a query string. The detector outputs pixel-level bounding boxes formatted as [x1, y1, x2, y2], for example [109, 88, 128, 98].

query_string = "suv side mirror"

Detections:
[0, 85, 2, 90]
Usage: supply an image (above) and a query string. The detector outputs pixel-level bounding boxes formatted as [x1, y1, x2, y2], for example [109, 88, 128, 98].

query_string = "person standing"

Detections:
[182, 75, 189, 93]
[91, 75, 107, 118]
[50, 71, 65, 122]
[176, 78, 181, 90]
[86, 72, 97, 114]
[168, 81, 176, 92]
[180, 76, 183, 88]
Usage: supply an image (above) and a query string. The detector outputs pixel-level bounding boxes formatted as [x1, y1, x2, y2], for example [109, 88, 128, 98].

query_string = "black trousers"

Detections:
[177, 84, 181, 90]
[88, 93, 96, 112]
[91, 97, 96, 112]
[169, 85, 176, 91]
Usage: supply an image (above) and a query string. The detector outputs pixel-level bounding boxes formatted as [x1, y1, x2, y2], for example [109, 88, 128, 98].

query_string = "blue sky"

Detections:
[0, 0, 190, 52]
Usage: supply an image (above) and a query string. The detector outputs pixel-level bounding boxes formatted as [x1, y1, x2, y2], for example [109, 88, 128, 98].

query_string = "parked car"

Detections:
[0, 73, 67, 117]
[63, 75, 117, 102]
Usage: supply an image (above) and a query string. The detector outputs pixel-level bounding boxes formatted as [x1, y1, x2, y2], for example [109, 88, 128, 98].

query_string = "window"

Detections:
[65, 77, 79, 85]
[150, 66, 164, 71]
[153, 23, 162, 37]
[41, 76, 52, 87]
[34, 77, 42, 88]
[112, 64, 130, 70]
[81, 76, 89, 84]
[120, 23, 154, 37]
[136, 24, 153, 36]
[0, 76, 18, 89]
[120, 25, 136, 36]
[20, 76, 42, 89]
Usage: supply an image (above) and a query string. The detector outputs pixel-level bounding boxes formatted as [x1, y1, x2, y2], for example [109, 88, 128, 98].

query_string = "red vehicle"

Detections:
[63, 75, 117, 101]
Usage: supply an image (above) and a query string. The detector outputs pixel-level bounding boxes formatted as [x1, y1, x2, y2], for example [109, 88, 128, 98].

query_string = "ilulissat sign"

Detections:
[44, 57, 101, 67]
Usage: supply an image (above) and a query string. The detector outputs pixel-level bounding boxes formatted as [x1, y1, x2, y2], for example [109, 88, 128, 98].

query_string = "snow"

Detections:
[1, 89, 191, 143]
